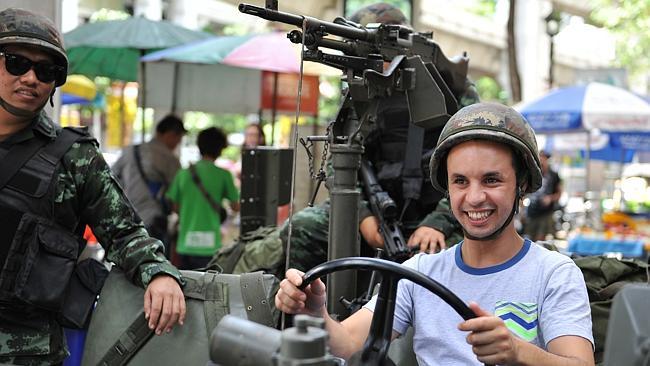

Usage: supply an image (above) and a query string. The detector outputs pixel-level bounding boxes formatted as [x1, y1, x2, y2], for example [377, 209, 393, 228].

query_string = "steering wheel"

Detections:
[300, 257, 490, 366]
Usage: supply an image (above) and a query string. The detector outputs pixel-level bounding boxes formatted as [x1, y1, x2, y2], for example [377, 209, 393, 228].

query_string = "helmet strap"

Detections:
[458, 186, 523, 242]
[0, 95, 43, 119]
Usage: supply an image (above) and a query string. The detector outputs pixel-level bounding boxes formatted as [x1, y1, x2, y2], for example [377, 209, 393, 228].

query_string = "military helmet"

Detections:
[349, 3, 408, 26]
[0, 8, 68, 86]
[429, 102, 542, 194]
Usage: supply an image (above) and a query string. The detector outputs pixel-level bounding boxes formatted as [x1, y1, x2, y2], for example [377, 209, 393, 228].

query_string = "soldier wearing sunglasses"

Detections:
[0, 8, 186, 365]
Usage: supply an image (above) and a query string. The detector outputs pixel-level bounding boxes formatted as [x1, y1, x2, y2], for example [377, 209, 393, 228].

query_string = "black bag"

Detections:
[58, 257, 109, 328]
[7, 211, 107, 329]
[82, 268, 280, 366]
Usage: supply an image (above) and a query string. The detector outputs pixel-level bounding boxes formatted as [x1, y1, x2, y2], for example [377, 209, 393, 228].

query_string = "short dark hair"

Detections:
[198, 127, 228, 157]
[156, 114, 186, 134]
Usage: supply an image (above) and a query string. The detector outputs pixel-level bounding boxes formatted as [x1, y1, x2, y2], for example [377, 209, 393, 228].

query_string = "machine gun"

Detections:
[240, 0, 471, 318]
[239, 1, 468, 130]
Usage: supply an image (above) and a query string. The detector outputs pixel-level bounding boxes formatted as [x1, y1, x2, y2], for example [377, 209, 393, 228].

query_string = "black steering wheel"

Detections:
[300, 257, 490, 366]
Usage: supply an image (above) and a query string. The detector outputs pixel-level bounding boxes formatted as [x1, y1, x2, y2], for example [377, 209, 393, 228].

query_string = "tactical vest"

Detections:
[365, 97, 445, 231]
[0, 127, 88, 314]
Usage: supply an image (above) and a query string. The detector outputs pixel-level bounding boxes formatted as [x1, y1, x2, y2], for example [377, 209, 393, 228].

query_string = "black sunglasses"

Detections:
[0, 51, 64, 84]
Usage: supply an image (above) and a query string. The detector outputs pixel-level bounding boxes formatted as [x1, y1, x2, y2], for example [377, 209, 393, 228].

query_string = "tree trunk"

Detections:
[507, 0, 522, 103]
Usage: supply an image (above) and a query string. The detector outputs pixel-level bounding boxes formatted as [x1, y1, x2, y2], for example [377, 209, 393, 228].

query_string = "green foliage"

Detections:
[317, 76, 342, 124]
[344, 0, 412, 22]
[89, 8, 130, 22]
[464, 0, 498, 18]
[592, 0, 650, 78]
[475, 76, 508, 103]
[183, 112, 248, 135]
[180, 112, 249, 162]
[220, 145, 241, 161]
[221, 23, 254, 36]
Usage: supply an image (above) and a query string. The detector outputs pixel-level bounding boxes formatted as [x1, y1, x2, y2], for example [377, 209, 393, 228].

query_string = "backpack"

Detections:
[81, 268, 280, 366]
[209, 226, 285, 279]
[573, 255, 650, 364]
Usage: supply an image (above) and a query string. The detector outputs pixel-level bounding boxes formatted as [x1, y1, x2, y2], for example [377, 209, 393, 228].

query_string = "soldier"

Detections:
[276, 103, 595, 365]
[0, 8, 185, 365]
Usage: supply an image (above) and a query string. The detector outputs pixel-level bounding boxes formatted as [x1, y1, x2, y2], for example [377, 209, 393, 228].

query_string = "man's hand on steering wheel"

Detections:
[459, 302, 518, 365]
[275, 269, 327, 317]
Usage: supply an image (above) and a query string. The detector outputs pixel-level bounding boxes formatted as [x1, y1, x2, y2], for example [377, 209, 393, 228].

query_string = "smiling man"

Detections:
[0, 8, 185, 365]
[275, 103, 595, 365]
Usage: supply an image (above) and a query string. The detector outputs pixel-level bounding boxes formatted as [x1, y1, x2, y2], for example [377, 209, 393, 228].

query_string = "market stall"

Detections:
[518, 83, 650, 257]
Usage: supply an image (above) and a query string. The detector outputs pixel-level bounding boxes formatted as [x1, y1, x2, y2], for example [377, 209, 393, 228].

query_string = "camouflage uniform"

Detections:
[0, 9, 182, 365]
[0, 113, 183, 365]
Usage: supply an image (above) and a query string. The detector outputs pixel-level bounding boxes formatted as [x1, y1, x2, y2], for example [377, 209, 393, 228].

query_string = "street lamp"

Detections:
[545, 10, 561, 89]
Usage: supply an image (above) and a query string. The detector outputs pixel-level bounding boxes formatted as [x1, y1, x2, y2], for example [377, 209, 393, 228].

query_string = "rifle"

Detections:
[359, 158, 412, 263]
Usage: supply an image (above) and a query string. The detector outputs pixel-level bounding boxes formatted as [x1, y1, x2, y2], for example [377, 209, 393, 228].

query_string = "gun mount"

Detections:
[240, 1, 472, 318]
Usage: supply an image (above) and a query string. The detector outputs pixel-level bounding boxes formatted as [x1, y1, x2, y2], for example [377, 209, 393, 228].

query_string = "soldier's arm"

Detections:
[67, 140, 183, 287]
[68, 140, 186, 334]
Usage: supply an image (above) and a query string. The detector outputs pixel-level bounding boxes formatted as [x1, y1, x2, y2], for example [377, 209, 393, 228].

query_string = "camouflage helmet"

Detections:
[429, 102, 542, 194]
[349, 3, 408, 26]
[0, 8, 68, 86]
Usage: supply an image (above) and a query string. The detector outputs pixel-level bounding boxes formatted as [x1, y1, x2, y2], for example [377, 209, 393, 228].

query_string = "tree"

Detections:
[507, 0, 522, 103]
[592, 0, 650, 80]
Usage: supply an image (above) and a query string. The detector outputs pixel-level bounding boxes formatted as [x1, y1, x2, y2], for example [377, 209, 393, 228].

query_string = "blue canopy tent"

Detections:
[518, 82, 650, 190]
[520, 82, 650, 134]
[542, 132, 639, 163]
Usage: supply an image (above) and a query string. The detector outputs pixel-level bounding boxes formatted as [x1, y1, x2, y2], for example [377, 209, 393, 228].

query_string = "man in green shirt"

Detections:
[167, 127, 240, 269]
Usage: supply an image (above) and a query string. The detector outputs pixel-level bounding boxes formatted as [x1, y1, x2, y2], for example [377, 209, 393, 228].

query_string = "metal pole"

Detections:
[548, 36, 554, 90]
[585, 130, 591, 194]
[140, 50, 147, 142]
[270, 72, 279, 145]
[171, 62, 180, 114]
[327, 143, 363, 319]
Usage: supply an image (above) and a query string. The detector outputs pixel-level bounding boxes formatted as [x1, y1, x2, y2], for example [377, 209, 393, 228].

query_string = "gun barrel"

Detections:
[288, 30, 356, 54]
[239, 3, 303, 27]
[239, 3, 373, 42]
